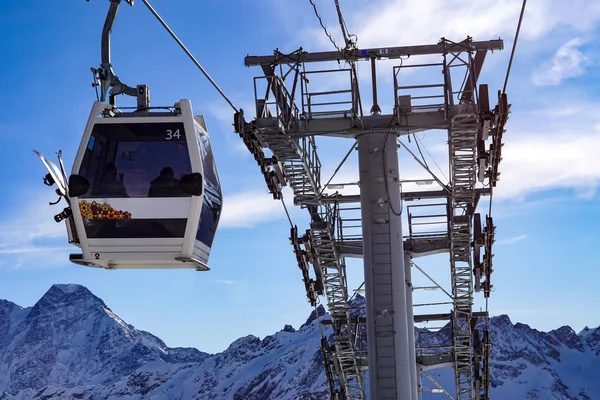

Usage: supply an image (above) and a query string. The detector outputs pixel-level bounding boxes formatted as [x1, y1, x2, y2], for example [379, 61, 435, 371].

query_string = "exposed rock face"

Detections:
[0, 285, 598, 400]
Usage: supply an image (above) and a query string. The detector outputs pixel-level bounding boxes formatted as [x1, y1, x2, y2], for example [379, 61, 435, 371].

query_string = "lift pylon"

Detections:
[237, 36, 508, 400]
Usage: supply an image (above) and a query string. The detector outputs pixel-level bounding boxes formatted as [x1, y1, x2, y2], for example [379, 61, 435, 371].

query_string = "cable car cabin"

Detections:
[66, 100, 222, 271]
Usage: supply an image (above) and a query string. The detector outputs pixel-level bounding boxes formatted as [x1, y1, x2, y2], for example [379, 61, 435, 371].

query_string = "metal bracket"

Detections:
[88, 0, 148, 108]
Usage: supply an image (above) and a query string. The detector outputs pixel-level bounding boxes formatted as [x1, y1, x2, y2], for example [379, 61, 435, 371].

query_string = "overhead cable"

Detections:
[319, 140, 357, 196]
[280, 197, 295, 228]
[308, 0, 341, 52]
[503, 0, 527, 94]
[333, 0, 354, 49]
[140, 0, 238, 112]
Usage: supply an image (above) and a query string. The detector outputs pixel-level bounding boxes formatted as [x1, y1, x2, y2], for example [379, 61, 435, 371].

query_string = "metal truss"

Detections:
[442, 38, 480, 399]
[237, 37, 509, 400]
[234, 56, 366, 399]
[309, 203, 365, 399]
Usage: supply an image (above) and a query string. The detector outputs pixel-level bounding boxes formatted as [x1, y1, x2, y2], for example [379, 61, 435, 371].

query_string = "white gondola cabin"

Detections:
[66, 99, 222, 271]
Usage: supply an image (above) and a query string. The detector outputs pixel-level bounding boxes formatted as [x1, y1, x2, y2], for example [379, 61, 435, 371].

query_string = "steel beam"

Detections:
[337, 238, 449, 259]
[414, 312, 488, 324]
[460, 50, 487, 104]
[255, 110, 448, 137]
[316, 188, 491, 205]
[245, 39, 504, 66]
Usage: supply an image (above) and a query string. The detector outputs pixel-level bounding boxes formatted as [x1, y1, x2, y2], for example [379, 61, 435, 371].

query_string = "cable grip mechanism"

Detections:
[87, 0, 149, 109]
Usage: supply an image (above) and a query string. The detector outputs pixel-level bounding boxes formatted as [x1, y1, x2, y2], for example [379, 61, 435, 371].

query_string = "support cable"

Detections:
[415, 134, 449, 182]
[319, 140, 358, 196]
[423, 372, 456, 400]
[503, 0, 527, 94]
[140, 0, 238, 112]
[412, 133, 429, 169]
[412, 261, 453, 300]
[280, 196, 295, 228]
[332, 0, 355, 50]
[398, 139, 449, 190]
[333, 0, 350, 47]
[308, 0, 341, 52]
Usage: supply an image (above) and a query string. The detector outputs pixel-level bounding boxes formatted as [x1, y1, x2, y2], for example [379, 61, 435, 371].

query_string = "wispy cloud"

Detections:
[0, 191, 72, 270]
[219, 190, 286, 228]
[496, 129, 600, 200]
[532, 38, 589, 86]
[496, 234, 528, 245]
[287, 0, 600, 58]
[0, 246, 72, 255]
[214, 279, 237, 285]
[213, 1, 600, 224]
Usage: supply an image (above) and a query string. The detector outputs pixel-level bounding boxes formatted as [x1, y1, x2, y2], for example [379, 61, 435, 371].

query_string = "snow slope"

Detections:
[0, 284, 597, 399]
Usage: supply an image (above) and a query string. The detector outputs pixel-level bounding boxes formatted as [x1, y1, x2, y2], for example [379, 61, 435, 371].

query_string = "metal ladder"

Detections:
[309, 204, 365, 399]
[448, 104, 479, 400]
[251, 72, 366, 399]
[252, 75, 322, 203]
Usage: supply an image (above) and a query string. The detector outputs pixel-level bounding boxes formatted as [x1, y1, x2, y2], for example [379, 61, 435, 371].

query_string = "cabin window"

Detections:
[195, 122, 222, 248]
[79, 122, 192, 198]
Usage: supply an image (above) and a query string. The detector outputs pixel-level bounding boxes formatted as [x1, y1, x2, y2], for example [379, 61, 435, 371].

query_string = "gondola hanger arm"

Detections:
[88, 0, 138, 105]
[88, 0, 239, 112]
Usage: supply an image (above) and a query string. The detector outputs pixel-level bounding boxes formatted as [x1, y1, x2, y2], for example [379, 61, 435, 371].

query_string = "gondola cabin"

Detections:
[66, 99, 222, 271]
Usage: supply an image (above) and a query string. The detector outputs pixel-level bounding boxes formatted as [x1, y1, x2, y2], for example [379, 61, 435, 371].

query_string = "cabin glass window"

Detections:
[79, 122, 192, 198]
[194, 122, 222, 248]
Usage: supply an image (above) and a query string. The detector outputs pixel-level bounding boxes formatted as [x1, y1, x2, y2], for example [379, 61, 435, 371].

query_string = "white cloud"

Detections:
[496, 234, 528, 245]
[496, 131, 600, 200]
[350, 0, 520, 49]
[0, 246, 71, 255]
[0, 191, 73, 270]
[218, 0, 600, 213]
[219, 190, 286, 228]
[283, 0, 600, 98]
[302, 0, 600, 50]
[214, 279, 237, 285]
[532, 38, 589, 86]
[0, 197, 65, 247]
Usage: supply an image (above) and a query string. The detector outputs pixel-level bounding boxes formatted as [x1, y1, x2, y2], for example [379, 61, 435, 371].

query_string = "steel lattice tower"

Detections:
[234, 37, 508, 400]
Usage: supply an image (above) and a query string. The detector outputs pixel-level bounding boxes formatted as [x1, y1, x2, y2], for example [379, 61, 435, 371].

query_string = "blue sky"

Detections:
[1, 0, 600, 354]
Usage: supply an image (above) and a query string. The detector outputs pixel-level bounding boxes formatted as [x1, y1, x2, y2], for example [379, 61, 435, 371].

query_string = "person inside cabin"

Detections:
[148, 166, 183, 197]
[95, 163, 128, 197]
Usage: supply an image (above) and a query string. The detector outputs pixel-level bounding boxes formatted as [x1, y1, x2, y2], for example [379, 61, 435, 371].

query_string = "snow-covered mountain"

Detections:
[0, 284, 597, 399]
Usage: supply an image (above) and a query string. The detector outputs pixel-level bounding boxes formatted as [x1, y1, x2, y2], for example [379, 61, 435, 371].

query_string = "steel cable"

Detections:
[140, 0, 238, 112]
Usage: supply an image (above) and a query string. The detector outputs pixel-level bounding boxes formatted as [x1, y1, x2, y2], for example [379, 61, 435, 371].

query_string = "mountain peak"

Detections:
[491, 314, 513, 329]
[0, 284, 599, 399]
[51, 283, 85, 294]
[301, 304, 326, 328]
[550, 325, 583, 351]
[579, 325, 600, 337]
[35, 283, 105, 310]
[0, 299, 21, 312]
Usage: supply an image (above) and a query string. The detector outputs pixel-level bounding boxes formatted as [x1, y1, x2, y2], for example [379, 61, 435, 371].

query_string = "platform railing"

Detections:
[301, 68, 357, 120]
[394, 62, 446, 117]
[407, 203, 449, 241]
[253, 74, 300, 128]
